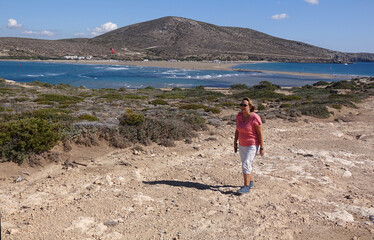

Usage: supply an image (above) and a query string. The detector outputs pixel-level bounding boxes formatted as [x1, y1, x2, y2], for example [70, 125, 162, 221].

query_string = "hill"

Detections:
[1, 16, 373, 62]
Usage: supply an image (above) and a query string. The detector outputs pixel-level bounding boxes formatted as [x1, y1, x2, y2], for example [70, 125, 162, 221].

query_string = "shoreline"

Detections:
[0, 59, 348, 79]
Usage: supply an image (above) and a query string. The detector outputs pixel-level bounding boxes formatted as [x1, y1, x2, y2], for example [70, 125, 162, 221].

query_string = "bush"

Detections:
[330, 80, 358, 90]
[297, 104, 330, 118]
[144, 86, 155, 90]
[233, 89, 284, 100]
[252, 81, 280, 91]
[179, 103, 206, 110]
[280, 103, 292, 108]
[35, 94, 83, 105]
[79, 114, 99, 122]
[151, 99, 169, 105]
[100, 93, 148, 101]
[280, 95, 303, 101]
[119, 117, 196, 144]
[0, 118, 61, 164]
[313, 81, 330, 86]
[205, 107, 221, 114]
[257, 103, 266, 110]
[230, 84, 248, 90]
[120, 112, 145, 126]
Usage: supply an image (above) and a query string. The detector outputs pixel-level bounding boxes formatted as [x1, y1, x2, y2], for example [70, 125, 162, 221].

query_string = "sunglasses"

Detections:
[240, 104, 249, 107]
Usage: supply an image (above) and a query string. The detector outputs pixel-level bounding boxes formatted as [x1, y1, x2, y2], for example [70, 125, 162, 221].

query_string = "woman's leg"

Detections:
[243, 172, 252, 186]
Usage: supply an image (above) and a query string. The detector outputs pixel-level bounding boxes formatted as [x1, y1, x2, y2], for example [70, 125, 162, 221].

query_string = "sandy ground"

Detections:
[1, 95, 373, 239]
[2, 59, 339, 79]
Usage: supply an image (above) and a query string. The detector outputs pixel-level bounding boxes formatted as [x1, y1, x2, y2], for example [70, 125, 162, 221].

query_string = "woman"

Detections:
[234, 97, 264, 194]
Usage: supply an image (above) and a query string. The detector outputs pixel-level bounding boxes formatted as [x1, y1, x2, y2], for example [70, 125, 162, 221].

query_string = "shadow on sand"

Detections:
[143, 180, 241, 196]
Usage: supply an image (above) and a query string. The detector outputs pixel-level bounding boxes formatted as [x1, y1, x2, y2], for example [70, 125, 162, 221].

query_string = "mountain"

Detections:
[1, 16, 373, 62]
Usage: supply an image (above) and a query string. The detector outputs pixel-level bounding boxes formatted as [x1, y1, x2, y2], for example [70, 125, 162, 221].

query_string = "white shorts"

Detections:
[239, 145, 259, 174]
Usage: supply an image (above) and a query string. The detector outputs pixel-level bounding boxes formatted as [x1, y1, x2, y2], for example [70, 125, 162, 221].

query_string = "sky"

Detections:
[0, 0, 373, 53]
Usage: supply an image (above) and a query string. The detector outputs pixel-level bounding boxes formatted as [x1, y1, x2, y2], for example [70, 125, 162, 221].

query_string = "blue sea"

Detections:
[0, 61, 370, 89]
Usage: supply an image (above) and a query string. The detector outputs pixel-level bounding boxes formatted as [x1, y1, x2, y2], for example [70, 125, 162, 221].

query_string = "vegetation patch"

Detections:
[151, 99, 169, 105]
[79, 114, 99, 122]
[35, 94, 83, 105]
[297, 104, 330, 118]
[0, 118, 61, 164]
[120, 111, 145, 126]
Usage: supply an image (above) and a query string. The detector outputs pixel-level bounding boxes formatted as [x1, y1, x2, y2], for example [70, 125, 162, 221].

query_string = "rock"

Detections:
[104, 220, 119, 227]
[342, 170, 352, 178]
[208, 118, 223, 126]
[324, 209, 354, 223]
[369, 215, 374, 222]
[6, 229, 19, 235]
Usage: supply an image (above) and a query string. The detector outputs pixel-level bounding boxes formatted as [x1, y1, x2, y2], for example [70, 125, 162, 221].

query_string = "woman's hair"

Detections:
[243, 97, 255, 112]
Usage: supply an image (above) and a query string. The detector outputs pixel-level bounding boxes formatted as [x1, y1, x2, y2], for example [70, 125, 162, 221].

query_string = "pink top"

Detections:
[236, 112, 262, 146]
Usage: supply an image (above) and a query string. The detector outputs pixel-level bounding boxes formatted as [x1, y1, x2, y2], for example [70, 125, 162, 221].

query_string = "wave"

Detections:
[25, 74, 44, 77]
[105, 67, 129, 71]
[45, 73, 65, 76]
[78, 74, 97, 79]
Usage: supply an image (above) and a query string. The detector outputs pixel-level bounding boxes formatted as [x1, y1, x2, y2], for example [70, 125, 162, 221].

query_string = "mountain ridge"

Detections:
[0, 16, 373, 62]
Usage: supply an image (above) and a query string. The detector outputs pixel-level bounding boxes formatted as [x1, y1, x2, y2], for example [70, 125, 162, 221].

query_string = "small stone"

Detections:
[104, 220, 119, 227]
[342, 170, 352, 178]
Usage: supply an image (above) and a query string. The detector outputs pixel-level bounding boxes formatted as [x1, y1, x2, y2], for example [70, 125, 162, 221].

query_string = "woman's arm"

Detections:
[255, 124, 264, 156]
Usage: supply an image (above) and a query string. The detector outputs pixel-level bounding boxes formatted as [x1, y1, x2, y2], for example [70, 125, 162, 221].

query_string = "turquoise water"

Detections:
[234, 62, 374, 77]
[0, 61, 353, 89]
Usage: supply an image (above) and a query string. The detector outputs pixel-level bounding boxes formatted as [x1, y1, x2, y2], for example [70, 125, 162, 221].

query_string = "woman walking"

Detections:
[234, 97, 264, 194]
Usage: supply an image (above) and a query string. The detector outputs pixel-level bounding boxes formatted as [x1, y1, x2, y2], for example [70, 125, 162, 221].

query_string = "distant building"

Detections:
[64, 56, 91, 60]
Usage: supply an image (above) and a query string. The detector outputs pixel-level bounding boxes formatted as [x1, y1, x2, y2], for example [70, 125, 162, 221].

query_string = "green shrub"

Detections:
[0, 88, 15, 95]
[257, 103, 266, 110]
[79, 114, 99, 121]
[151, 99, 169, 105]
[331, 104, 342, 109]
[144, 86, 155, 90]
[280, 103, 292, 108]
[230, 84, 248, 90]
[29, 80, 54, 88]
[297, 104, 330, 118]
[330, 80, 357, 90]
[120, 117, 196, 144]
[220, 102, 238, 108]
[179, 103, 206, 110]
[100, 93, 148, 101]
[280, 95, 303, 101]
[120, 112, 145, 126]
[12, 97, 29, 102]
[205, 107, 221, 114]
[233, 89, 284, 100]
[313, 81, 330, 86]
[252, 81, 280, 91]
[0, 118, 61, 164]
[35, 94, 83, 105]
[183, 112, 206, 126]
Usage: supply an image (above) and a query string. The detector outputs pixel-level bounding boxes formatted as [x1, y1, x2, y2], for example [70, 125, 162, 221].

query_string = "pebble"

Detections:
[342, 170, 352, 178]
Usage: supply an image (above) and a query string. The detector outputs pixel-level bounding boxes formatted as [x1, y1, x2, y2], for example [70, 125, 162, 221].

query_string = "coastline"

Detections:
[1, 59, 342, 79]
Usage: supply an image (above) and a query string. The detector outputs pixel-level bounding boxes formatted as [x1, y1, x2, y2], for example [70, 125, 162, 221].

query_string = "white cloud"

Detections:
[74, 32, 88, 37]
[22, 30, 55, 37]
[89, 22, 117, 36]
[40, 30, 54, 36]
[304, 0, 319, 5]
[7, 19, 23, 29]
[271, 13, 289, 20]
